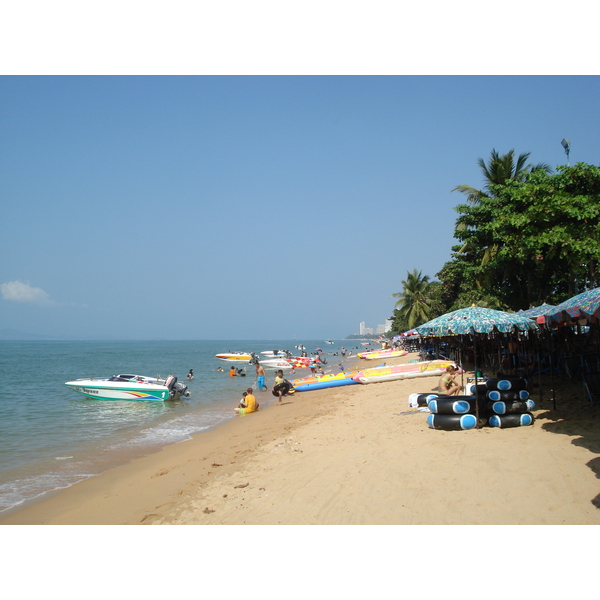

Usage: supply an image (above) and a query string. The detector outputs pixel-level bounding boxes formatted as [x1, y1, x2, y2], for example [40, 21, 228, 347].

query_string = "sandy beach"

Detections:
[2, 351, 599, 526]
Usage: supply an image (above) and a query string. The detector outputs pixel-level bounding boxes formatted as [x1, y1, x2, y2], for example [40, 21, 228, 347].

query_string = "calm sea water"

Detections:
[0, 339, 360, 514]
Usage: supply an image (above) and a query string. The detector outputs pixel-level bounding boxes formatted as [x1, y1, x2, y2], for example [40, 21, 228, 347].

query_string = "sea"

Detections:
[0, 339, 362, 516]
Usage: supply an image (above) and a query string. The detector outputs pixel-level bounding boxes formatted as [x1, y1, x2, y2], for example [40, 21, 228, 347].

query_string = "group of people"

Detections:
[233, 365, 295, 416]
[255, 362, 295, 403]
[228, 366, 246, 377]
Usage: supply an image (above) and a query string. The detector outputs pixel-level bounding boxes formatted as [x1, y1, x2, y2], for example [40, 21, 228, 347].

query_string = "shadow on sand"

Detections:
[532, 373, 600, 509]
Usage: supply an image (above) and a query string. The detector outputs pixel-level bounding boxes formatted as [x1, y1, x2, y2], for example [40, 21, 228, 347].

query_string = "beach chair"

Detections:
[582, 372, 600, 406]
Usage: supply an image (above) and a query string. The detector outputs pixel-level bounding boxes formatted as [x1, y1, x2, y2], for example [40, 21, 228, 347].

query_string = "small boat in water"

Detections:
[259, 359, 294, 369]
[215, 352, 255, 362]
[65, 374, 190, 402]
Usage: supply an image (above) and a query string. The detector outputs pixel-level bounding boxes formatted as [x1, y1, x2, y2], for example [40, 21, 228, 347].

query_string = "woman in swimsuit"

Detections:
[437, 365, 461, 396]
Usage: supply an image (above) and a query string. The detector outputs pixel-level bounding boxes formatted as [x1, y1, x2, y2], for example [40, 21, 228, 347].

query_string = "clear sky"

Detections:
[1, 8, 599, 340]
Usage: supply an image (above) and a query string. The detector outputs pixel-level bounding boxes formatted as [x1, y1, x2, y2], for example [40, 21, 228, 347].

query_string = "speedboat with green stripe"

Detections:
[65, 373, 190, 402]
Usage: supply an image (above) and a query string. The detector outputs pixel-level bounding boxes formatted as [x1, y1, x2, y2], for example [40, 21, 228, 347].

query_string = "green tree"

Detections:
[437, 149, 553, 309]
[453, 148, 552, 205]
[450, 162, 600, 308]
[487, 163, 600, 302]
[392, 269, 439, 329]
[452, 149, 552, 287]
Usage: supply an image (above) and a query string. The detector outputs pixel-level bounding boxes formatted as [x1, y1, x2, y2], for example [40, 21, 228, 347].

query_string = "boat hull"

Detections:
[215, 353, 253, 362]
[65, 379, 171, 401]
[260, 359, 293, 369]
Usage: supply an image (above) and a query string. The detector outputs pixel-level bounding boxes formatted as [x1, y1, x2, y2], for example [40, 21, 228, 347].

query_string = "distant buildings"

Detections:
[359, 319, 392, 336]
[359, 321, 373, 335]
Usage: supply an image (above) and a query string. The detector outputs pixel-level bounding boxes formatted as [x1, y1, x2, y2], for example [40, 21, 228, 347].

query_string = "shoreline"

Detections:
[2, 352, 599, 525]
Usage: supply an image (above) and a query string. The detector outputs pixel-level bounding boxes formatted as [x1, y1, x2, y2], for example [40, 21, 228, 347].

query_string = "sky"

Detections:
[1, 6, 599, 340]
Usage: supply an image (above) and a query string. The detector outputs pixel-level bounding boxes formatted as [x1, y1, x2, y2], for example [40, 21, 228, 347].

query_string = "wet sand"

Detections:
[2, 352, 599, 525]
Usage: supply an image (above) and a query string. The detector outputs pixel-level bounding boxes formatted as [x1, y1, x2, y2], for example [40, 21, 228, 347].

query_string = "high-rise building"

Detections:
[359, 321, 373, 335]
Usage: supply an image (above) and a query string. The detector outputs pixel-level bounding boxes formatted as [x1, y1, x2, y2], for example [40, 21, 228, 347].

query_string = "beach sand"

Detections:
[2, 352, 599, 525]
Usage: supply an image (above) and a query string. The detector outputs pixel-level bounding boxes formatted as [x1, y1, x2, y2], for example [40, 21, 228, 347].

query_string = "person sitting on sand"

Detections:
[438, 365, 461, 396]
[233, 388, 259, 415]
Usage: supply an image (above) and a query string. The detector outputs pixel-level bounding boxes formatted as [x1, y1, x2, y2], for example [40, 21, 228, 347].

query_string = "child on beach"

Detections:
[272, 370, 294, 404]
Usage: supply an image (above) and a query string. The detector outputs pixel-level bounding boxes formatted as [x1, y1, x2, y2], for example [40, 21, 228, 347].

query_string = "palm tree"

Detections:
[392, 269, 435, 329]
[453, 149, 552, 204]
[452, 149, 552, 275]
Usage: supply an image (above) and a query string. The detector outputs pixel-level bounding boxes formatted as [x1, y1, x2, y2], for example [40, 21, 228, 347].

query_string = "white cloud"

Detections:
[0, 280, 51, 305]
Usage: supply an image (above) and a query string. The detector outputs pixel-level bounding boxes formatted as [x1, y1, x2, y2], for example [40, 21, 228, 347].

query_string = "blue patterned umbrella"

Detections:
[546, 287, 600, 323]
[516, 304, 556, 319]
[416, 306, 539, 337]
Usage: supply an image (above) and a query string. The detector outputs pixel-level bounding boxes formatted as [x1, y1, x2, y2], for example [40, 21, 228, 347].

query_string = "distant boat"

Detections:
[215, 352, 254, 362]
[325, 340, 334, 344]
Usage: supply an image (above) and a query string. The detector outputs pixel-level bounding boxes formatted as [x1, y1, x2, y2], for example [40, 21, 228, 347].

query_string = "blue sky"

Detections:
[2, 75, 598, 340]
[1, 3, 598, 340]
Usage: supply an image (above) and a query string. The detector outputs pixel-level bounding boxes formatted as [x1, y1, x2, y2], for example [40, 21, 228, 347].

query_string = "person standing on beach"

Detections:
[272, 370, 291, 404]
[255, 361, 268, 392]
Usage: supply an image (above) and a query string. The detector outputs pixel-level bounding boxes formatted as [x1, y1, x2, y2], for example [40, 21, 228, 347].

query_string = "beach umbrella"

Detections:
[416, 306, 538, 428]
[517, 303, 556, 320]
[417, 306, 538, 337]
[546, 287, 600, 324]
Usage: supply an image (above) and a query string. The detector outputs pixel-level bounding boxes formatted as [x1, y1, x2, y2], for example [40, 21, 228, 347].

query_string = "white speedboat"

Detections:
[215, 352, 255, 362]
[65, 374, 190, 402]
[259, 359, 293, 369]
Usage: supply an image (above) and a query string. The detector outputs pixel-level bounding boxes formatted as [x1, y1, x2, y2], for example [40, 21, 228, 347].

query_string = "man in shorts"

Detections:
[255, 362, 268, 391]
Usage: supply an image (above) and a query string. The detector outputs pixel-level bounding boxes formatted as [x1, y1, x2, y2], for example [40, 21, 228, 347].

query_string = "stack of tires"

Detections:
[426, 394, 487, 430]
[421, 377, 534, 431]
[484, 378, 535, 428]
[408, 392, 445, 408]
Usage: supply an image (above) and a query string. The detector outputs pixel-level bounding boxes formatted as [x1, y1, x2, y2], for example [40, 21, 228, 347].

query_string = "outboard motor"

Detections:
[165, 375, 176, 391]
[175, 381, 190, 397]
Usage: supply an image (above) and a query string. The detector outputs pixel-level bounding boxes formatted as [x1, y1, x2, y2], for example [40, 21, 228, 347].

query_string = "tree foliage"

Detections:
[446, 162, 600, 309]
[390, 270, 445, 333]
[389, 157, 600, 331]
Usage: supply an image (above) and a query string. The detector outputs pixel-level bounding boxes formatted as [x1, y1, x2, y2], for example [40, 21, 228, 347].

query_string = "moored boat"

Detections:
[65, 374, 190, 402]
[259, 359, 294, 369]
[215, 352, 255, 362]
